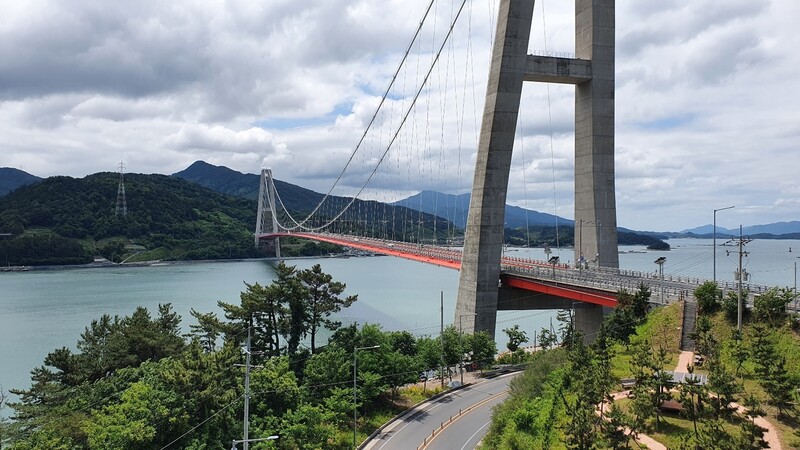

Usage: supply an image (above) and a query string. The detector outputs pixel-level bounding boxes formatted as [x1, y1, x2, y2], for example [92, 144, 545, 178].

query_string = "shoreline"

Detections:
[0, 252, 382, 273]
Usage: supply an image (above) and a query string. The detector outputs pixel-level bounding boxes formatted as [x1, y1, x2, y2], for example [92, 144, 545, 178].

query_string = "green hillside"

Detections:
[0, 170, 457, 266]
[0, 173, 264, 265]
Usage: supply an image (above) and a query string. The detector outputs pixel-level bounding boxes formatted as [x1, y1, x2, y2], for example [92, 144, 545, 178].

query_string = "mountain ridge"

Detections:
[0, 167, 42, 196]
[391, 190, 574, 229]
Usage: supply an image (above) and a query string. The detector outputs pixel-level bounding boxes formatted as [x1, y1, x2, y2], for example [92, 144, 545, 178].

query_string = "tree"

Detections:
[439, 325, 465, 378]
[752, 287, 793, 325]
[706, 360, 740, 420]
[84, 381, 185, 450]
[628, 340, 656, 436]
[678, 365, 708, 445]
[297, 264, 357, 353]
[697, 419, 737, 450]
[692, 315, 718, 360]
[466, 331, 497, 369]
[302, 345, 351, 399]
[694, 281, 722, 314]
[538, 328, 558, 351]
[729, 330, 748, 377]
[617, 284, 651, 321]
[0, 388, 9, 450]
[502, 324, 528, 352]
[381, 351, 421, 402]
[737, 394, 768, 449]
[188, 309, 222, 353]
[750, 324, 797, 418]
[722, 289, 749, 324]
[557, 309, 576, 348]
[602, 307, 636, 345]
[562, 339, 602, 450]
[650, 346, 674, 431]
[387, 331, 417, 356]
[273, 262, 307, 362]
[277, 404, 337, 450]
[599, 402, 632, 450]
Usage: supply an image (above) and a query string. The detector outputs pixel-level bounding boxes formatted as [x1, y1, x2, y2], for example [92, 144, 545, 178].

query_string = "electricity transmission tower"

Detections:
[116, 161, 127, 217]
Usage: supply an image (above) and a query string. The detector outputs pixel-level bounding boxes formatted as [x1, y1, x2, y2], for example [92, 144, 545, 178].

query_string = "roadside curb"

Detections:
[360, 369, 523, 449]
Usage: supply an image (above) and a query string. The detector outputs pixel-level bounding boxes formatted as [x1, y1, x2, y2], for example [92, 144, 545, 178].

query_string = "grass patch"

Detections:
[610, 303, 682, 382]
[614, 397, 742, 449]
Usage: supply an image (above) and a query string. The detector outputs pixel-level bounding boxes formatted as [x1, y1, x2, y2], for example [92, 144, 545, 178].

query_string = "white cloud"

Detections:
[0, 0, 798, 232]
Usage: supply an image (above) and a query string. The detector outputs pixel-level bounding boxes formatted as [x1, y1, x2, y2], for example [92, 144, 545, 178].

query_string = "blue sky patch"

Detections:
[637, 114, 693, 130]
[255, 101, 355, 130]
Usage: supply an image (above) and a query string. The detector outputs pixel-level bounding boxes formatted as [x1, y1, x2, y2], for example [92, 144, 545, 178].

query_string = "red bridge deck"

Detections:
[258, 232, 618, 307]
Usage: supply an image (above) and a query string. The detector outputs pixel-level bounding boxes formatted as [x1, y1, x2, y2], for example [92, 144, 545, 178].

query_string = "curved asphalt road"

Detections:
[363, 372, 519, 450]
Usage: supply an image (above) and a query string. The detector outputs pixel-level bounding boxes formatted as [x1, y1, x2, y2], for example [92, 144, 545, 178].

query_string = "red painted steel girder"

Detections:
[501, 275, 618, 307]
[259, 233, 617, 306]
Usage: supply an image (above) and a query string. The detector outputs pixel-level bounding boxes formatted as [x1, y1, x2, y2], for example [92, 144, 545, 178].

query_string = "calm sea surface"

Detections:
[1, 238, 798, 410]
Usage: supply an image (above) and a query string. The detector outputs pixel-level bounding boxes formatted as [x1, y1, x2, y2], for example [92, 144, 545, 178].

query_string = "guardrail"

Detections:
[271, 232, 775, 303]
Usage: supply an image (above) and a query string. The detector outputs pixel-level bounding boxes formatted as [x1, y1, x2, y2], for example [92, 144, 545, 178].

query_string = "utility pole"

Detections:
[727, 226, 751, 331]
[713, 205, 735, 285]
[440, 291, 445, 388]
[243, 321, 252, 450]
[233, 319, 264, 450]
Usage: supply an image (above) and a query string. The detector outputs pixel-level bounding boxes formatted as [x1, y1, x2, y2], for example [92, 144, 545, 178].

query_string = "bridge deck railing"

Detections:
[270, 232, 774, 302]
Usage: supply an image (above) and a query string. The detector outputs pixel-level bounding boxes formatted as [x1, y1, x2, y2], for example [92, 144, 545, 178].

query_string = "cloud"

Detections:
[0, 0, 798, 232]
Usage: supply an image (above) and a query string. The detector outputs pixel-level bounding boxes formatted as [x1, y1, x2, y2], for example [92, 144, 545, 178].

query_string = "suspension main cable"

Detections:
[276, 0, 472, 233]
[334, 0, 471, 222]
[282, 0, 438, 230]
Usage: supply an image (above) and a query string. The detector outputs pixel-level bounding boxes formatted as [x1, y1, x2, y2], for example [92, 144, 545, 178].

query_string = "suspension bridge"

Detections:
[251, 0, 763, 339]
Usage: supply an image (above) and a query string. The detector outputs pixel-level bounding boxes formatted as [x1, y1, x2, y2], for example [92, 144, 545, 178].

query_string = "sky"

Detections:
[1, 0, 798, 232]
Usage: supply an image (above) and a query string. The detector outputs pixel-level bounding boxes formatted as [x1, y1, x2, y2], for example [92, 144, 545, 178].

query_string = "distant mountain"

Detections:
[173, 161, 457, 238]
[0, 167, 41, 196]
[173, 160, 323, 210]
[392, 190, 573, 229]
[681, 221, 800, 237]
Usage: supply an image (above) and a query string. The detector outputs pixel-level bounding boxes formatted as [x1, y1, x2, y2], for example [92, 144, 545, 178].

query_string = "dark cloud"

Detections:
[0, 1, 211, 100]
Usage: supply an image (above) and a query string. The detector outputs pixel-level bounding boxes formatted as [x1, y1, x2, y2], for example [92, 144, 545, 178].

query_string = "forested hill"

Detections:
[0, 170, 456, 266]
[0, 173, 261, 265]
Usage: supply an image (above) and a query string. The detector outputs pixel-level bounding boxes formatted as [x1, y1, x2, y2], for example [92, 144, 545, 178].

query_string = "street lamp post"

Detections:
[713, 206, 735, 285]
[353, 345, 380, 449]
[458, 313, 477, 384]
[654, 257, 666, 304]
[549, 256, 560, 279]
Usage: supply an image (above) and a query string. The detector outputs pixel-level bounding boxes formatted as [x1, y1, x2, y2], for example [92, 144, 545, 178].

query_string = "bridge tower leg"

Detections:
[255, 168, 281, 258]
[571, 0, 618, 341]
[455, 0, 534, 337]
[456, 0, 618, 341]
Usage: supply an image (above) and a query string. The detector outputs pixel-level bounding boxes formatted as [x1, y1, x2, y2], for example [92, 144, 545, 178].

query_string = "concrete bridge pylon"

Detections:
[456, 0, 618, 341]
[255, 168, 282, 258]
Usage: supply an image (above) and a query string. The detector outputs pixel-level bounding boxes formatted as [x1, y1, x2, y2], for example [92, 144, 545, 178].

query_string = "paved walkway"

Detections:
[675, 350, 693, 372]
[603, 392, 666, 450]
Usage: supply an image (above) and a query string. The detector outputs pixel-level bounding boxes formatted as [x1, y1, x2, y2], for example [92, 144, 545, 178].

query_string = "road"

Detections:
[363, 372, 518, 450]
